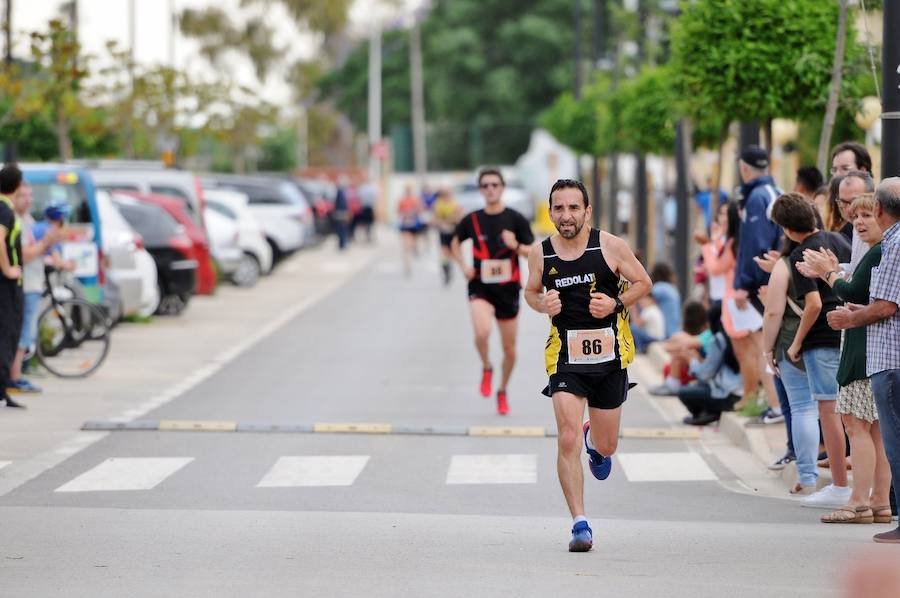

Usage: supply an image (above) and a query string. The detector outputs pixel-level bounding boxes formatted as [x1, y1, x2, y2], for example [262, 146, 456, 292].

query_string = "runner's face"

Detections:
[479, 175, 504, 204]
[550, 188, 589, 239]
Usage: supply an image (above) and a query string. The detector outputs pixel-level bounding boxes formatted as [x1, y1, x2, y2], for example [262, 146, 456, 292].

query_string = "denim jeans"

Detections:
[774, 374, 794, 456]
[631, 326, 659, 354]
[779, 358, 818, 487]
[871, 369, 900, 518]
[802, 347, 841, 402]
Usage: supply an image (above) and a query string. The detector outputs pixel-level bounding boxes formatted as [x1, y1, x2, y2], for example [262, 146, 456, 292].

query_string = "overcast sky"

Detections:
[13, 0, 423, 108]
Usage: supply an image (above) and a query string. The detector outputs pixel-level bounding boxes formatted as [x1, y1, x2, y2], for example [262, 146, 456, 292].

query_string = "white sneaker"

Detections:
[800, 484, 852, 509]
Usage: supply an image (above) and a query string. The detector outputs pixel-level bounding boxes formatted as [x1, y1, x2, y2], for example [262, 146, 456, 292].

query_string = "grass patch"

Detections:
[122, 313, 154, 324]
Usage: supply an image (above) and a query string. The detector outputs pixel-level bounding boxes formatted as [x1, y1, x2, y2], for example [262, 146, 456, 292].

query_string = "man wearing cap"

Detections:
[732, 146, 784, 420]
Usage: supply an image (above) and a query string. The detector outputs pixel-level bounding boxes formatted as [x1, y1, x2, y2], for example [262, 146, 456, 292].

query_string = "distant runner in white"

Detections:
[524, 179, 651, 552]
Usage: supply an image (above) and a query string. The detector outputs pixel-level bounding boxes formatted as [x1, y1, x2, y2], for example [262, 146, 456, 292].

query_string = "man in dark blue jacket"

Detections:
[734, 145, 782, 312]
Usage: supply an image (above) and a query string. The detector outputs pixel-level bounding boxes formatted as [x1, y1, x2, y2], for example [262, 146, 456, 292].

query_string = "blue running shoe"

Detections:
[7, 378, 42, 394]
[568, 520, 593, 552]
[583, 421, 612, 480]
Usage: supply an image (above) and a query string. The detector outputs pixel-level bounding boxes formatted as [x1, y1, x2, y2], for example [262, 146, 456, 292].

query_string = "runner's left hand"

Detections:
[500, 229, 518, 251]
[589, 292, 616, 319]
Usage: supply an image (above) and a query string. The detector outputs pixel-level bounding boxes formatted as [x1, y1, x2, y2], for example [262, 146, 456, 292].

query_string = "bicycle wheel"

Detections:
[36, 299, 111, 378]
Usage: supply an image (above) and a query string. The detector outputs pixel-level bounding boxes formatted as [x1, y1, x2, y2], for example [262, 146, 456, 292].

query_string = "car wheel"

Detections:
[266, 237, 284, 265]
[231, 253, 261, 288]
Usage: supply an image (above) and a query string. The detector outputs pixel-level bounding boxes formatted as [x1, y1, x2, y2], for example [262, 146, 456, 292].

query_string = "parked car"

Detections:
[95, 191, 155, 319]
[103, 190, 215, 295]
[134, 246, 161, 318]
[200, 174, 315, 262]
[74, 161, 206, 227]
[110, 194, 197, 315]
[21, 163, 105, 306]
[203, 207, 254, 287]
[203, 188, 273, 278]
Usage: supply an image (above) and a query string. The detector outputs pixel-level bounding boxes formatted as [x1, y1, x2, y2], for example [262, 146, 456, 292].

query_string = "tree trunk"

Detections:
[55, 104, 73, 161]
[712, 119, 730, 211]
[817, 0, 849, 175]
[762, 118, 774, 153]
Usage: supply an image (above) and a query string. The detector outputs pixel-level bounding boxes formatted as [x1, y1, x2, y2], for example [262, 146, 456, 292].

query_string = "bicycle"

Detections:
[35, 267, 111, 378]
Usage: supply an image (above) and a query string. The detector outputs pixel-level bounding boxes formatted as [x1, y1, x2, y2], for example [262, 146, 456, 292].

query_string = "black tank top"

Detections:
[541, 228, 635, 375]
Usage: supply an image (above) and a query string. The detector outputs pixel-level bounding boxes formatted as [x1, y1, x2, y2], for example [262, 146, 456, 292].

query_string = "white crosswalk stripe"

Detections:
[446, 454, 537, 485]
[618, 452, 717, 482]
[257, 456, 370, 487]
[55, 457, 194, 493]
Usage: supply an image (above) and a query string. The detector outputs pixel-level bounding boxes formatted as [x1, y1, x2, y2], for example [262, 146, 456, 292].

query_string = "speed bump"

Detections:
[468, 426, 546, 437]
[159, 420, 237, 432]
[313, 422, 392, 434]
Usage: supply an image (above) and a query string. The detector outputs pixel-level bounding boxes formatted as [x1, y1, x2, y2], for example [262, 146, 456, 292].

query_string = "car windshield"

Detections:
[29, 181, 92, 224]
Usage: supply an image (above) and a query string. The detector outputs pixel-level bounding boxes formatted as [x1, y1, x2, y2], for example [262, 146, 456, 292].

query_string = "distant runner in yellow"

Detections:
[524, 179, 651, 552]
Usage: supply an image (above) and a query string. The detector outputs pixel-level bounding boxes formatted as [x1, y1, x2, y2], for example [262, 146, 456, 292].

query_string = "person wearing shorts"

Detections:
[451, 168, 534, 414]
[524, 179, 651, 552]
[432, 189, 461, 286]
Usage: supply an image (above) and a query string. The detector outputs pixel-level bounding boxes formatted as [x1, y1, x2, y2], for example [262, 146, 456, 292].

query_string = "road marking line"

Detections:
[55, 457, 194, 492]
[446, 454, 537, 485]
[158, 420, 237, 432]
[257, 456, 370, 487]
[0, 461, 10, 471]
[620, 427, 700, 440]
[313, 423, 392, 434]
[469, 426, 546, 437]
[618, 452, 717, 482]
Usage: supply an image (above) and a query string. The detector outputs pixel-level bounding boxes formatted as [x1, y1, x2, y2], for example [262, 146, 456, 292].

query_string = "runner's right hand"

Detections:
[544, 289, 562, 316]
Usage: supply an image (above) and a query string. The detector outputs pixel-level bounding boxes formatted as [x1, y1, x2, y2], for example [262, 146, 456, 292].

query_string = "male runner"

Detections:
[451, 168, 534, 415]
[524, 179, 651, 552]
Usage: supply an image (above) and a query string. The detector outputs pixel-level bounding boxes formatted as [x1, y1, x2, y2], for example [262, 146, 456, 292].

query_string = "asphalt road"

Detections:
[0, 235, 893, 597]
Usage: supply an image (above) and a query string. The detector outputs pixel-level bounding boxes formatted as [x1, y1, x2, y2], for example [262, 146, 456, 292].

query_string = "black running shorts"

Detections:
[468, 281, 520, 320]
[542, 368, 630, 410]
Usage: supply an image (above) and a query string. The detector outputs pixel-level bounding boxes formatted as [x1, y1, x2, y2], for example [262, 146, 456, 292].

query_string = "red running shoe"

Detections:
[480, 368, 493, 398]
[497, 390, 509, 415]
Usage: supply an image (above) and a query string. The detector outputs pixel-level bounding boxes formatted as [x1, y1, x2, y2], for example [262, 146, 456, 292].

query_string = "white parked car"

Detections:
[203, 188, 273, 276]
[201, 175, 313, 262]
[95, 191, 156, 319]
[203, 207, 257, 287]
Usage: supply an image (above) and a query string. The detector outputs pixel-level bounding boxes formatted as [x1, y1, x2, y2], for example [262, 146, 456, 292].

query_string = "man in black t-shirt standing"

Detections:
[451, 168, 535, 414]
[0, 164, 26, 409]
[771, 192, 851, 508]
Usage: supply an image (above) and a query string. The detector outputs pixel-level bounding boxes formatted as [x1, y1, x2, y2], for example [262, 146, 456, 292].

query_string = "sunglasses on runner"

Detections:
[480, 182, 502, 189]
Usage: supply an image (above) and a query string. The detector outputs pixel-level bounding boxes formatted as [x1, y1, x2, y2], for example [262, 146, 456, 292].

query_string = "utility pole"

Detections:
[409, 19, 427, 186]
[634, 0, 648, 260]
[573, 0, 583, 99]
[168, 0, 176, 68]
[124, 0, 136, 159]
[883, 1, 900, 178]
[4, 0, 15, 162]
[591, 0, 604, 230]
[367, 23, 382, 185]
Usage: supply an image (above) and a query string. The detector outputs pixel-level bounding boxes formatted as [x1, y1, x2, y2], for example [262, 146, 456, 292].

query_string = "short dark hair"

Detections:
[477, 168, 505, 186]
[548, 179, 589, 208]
[0, 163, 23, 195]
[830, 142, 872, 172]
[683, 301, 708, 335]
[796, 166, 823, 192]
[650, 261, 675, 284]
[771, 192, 817, 233]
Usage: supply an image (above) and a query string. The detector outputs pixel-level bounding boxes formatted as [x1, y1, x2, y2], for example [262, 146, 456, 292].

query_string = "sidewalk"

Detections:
[636, 344, 835, 500]
[0, 236, 378, 495]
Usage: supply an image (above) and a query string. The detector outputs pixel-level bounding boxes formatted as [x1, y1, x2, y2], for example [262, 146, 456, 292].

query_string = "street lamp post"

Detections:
[883, 1, 900, 178]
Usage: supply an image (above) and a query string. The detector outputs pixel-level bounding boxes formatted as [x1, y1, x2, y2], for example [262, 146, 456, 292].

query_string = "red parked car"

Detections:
[116, 191, 218, 295]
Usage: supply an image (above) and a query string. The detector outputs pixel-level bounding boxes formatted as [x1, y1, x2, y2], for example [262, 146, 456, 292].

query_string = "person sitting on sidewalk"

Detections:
[803, 193, 892, 525]
[827, 177, 900, 544]
[630, 294, 665, 354]
[650, 301, 711, 396]
[678, 311, 743, 426]
[649, 262, 681, 340]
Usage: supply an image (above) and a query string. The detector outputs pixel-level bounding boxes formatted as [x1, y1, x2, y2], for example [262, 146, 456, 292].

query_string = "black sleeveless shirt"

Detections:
[541, 228, 635, 375]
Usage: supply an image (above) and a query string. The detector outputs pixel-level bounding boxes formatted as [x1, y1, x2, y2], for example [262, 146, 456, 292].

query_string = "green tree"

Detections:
[671, 0, 865, 148]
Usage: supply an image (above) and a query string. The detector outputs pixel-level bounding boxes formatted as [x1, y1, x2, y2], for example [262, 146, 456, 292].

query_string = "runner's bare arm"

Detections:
[606, 234, 651, 309]
[450, 235, 475, 280]
[524, 242, 549, 313]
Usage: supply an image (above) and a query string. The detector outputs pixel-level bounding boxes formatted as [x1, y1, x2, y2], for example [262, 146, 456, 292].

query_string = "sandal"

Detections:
[820, 506, 873, 524]
[871, 505, 893, 524]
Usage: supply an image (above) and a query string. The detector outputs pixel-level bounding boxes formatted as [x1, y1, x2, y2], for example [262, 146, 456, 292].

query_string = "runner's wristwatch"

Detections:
[613, 297, 625, 314]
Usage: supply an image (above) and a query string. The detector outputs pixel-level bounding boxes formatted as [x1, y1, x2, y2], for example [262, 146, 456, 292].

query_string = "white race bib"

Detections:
[567, 328, 616, 365]
[480, 259, 512, 284]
